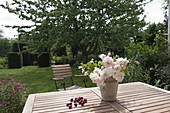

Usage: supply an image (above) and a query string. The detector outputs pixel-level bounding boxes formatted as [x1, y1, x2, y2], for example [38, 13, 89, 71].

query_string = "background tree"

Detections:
[0, 29, 4, 38]
[1, 0, 151, 63]
[0, 38, 12, 57]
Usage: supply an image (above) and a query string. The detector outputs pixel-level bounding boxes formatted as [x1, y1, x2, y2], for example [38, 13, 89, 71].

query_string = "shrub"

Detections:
[151, 65, 170, 90]
[125, 33, 168, 86]
[23, 53, 31, 66]
[0, 75, 28, 113]
[52, 55, 71, 64]
[8, 52, 22, 69]
[0, 57, 7, 69]
[123, 63, 150, 83]
[38, 52, 50, 67]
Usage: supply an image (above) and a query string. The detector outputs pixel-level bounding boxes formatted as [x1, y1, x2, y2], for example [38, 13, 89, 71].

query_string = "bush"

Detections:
[150, 65, 170, 90]
[38, 52, 50, 67]
[0, 65, 4, 69]
[52, 55, 71, 64]
[125, 33, 168, 86]
[0, 57, 7, 69]
[30, 54, 38, 65]
[8, 52, 22, 69]
[123, 63, 150, 83]
[23, 53, 31, 66]
[0, 75, 28, 113]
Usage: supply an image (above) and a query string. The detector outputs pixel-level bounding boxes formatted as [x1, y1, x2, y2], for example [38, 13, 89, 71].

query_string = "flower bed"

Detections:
[0, 75, 28, 113]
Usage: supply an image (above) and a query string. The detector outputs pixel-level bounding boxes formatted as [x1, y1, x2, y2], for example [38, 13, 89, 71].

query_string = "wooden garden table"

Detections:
[22, 82, 170, 113]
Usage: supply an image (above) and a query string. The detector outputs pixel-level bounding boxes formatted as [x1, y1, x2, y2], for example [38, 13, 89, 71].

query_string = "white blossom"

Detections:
[93, 67, 101, 75]
[113, 72, 124, 82]
[90, 58, 94, 63]
[103, 56, 115, 68]
[82, 68, 85, 73]
[89, 73, 103, 84]
[100, 67, 113, 79]
[113, 64, 121, 72]
[107, 51, 112, 56]
[99, 54, 106, 60]
[78, 66, 82, 69]
[84, 71, 88, 76]
[116, 58, 129, 68]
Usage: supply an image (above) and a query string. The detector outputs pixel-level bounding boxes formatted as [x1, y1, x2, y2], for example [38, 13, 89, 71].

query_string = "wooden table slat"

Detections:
[122, 95, 170, 108]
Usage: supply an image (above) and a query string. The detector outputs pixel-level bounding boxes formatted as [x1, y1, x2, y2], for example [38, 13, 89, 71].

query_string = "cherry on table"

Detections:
[70, 98, 73, 102]
[68, 105, 72, 109]
[74, 103, 77, 107]
[66, 103, 70, 106]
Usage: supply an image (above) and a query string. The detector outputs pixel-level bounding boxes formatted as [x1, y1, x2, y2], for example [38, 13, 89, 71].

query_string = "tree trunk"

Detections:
[82, 51, 88, 63]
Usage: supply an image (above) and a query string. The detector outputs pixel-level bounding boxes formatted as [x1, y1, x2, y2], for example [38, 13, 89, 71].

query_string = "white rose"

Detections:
[113, 64, 121, 72]
[100, 67, 113, 79]
[99, 54, 106, 60]
[116, 58, 129, 68]
[113, 71, 124, 82]
[93, 67, 101, 75]
[107, 51, 112, 56]
[89, 73, 103, 84]
[103, 56, 115, 68]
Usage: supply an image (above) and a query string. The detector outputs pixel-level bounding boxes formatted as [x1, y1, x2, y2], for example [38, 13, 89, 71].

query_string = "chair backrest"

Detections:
[51, 64, 72, 78]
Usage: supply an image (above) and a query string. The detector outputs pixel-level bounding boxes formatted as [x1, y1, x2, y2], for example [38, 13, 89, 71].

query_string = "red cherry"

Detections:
[74, 103, 77, 107]
[70, 98, 73, 102]
[81, 102, 84, 106]
[66, 103, 70, 106]
[74, 98, 78, 101]
[69, 105, 72, 109]
[77, 97, 81, 102]
[80, 97, 83, 100]
[84, 98, 87, 103]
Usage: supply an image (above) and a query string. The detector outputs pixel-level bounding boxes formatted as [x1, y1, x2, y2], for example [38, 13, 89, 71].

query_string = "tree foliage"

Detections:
[0, 29, 4, 38]
[1, 0, 151, 62]
[0, 38, 12, 57]
[125, 22, 168, 86]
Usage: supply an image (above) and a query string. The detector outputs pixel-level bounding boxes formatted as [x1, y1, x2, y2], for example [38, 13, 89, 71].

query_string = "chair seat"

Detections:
[52, 77, 64, 80]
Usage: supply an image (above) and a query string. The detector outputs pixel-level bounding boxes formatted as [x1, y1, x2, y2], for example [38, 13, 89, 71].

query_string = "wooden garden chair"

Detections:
[51, 64, 87, 91]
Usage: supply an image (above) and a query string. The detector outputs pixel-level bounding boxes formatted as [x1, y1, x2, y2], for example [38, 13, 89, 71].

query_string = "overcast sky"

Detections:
[0, 0, 165, 39]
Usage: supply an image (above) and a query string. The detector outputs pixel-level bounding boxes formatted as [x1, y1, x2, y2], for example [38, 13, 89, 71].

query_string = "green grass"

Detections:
[0, 66, 95, 94]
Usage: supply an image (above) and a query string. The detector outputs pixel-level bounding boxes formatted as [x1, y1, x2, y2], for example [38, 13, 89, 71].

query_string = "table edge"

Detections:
[22, 94, 35, 113]
[120, 82, 170, 93]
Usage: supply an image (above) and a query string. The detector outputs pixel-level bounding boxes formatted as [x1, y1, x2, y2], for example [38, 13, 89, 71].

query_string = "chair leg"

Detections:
[83, 77, 88, 88]
[54, 81, 59, 91]
[61, 80, 66, 90]
[71, 76, 74, 85]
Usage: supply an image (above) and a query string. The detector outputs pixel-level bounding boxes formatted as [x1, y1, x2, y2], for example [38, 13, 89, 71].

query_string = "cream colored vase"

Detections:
[99, 77, 118, 101]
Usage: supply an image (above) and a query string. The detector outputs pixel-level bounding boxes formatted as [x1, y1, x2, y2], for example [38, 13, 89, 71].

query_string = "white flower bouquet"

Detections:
[79, 53, 129, 86]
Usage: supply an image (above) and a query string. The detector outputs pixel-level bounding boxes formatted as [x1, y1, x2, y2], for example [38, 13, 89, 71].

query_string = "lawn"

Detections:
[0, 66, 95, 94]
